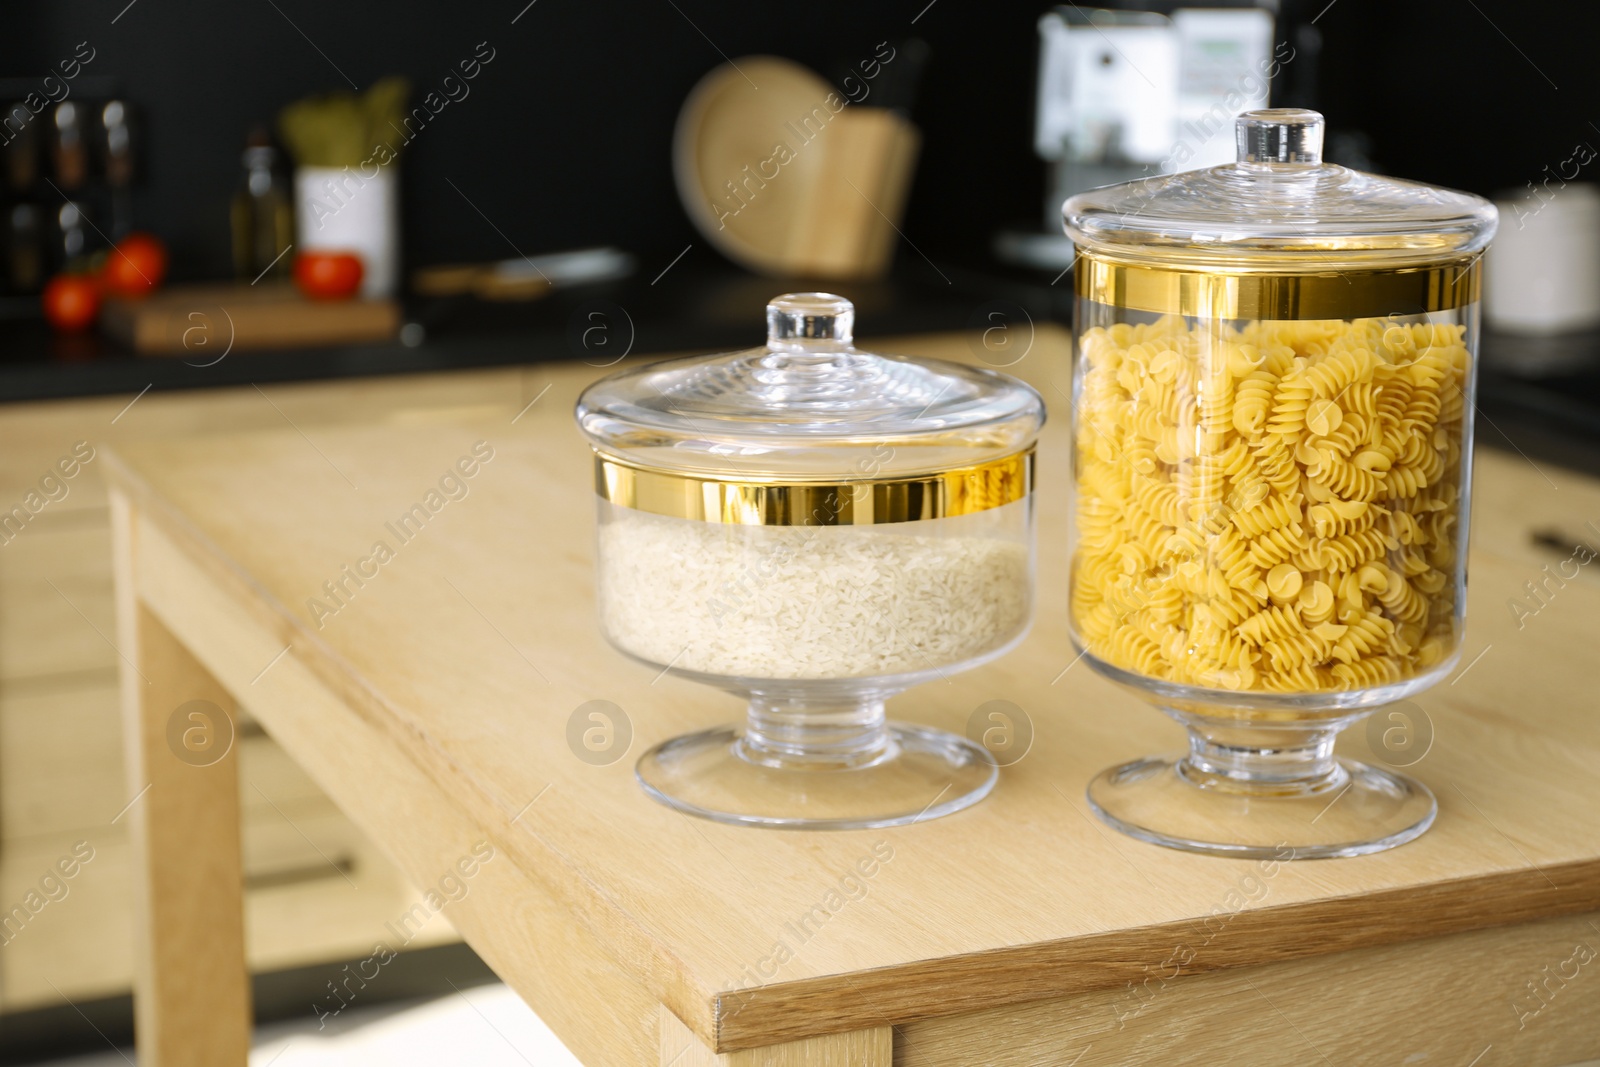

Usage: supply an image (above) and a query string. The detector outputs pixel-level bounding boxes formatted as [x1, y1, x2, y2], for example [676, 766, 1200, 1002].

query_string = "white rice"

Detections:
[596, 509, 1030, 679]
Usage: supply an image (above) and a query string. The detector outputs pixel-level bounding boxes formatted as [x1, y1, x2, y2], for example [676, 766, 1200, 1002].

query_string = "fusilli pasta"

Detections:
[1071, 314, 1468, 692]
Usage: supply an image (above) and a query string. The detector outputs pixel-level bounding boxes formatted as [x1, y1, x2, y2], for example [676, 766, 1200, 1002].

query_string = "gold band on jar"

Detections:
[1075, 254, 1481, 319]
[595, 450, 1033, 525]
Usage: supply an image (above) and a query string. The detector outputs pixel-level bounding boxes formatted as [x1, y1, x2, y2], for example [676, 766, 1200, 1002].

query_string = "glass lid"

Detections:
[1063, 109, 1498, 271]
[575, 292, 1045, 480]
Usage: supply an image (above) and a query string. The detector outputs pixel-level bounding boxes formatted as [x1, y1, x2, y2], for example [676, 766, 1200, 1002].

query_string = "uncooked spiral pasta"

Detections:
[1071, 315, 1468, 693]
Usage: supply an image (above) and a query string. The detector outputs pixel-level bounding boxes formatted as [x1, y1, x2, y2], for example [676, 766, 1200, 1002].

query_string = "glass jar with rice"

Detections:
[576, 293, 1044, 829]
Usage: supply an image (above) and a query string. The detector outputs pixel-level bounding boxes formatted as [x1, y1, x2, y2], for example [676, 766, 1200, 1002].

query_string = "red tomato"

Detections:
[42, 274, 102, 332]
[294, 252, 364, 300]
[102, 232, 169, 298]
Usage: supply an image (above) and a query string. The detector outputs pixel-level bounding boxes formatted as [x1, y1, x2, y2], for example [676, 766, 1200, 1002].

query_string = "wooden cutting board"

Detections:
[101, 282, 400, 356]
[673, 56, 920, 280]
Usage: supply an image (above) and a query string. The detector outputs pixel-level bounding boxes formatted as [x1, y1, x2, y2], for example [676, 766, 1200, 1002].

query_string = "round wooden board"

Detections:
[673, 56, 836, 275]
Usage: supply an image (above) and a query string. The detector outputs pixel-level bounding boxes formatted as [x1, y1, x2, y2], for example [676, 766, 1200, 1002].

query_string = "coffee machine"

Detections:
[998, 1, 1280, 269]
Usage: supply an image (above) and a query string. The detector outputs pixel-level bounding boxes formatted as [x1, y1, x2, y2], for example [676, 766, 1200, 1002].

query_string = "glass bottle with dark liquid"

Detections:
[231, 127, 293, 281]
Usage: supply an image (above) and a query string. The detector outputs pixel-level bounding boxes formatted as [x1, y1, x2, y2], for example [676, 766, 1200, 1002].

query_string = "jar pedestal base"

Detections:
[637, 722, 996, 830]
[1087, 755, 1436, 860]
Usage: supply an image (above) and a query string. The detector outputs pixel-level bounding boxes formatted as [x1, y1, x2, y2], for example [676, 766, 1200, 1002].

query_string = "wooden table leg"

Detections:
[113, 492, 251, 1066]
[661, 1007, 891, 1066]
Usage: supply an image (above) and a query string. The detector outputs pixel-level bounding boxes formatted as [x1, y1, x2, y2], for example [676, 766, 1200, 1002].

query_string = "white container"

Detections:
[1485, 182, 1600, 336]
[294, 164, 400, 298]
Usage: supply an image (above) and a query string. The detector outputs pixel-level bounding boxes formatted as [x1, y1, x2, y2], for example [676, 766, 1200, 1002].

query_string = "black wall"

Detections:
[4, 0, 1596, 283]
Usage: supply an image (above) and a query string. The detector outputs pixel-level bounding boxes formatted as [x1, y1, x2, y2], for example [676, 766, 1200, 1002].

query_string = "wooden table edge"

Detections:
[99, 444, 1600, 1057]
[101, 447, 727, 1043]
[710, 857, 1600, 1048]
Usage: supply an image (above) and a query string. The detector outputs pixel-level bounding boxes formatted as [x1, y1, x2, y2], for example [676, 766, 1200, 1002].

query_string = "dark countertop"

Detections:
[1474, 329, 1600, 475]
[2, 261, 1596, 475]
[0, 262, 1071, 404]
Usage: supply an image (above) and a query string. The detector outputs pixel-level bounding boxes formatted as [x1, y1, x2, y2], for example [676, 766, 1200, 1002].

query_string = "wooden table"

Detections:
[104, 331, 1600, 1066]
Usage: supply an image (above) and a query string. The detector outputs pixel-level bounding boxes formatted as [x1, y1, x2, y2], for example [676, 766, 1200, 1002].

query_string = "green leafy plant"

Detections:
[278, 77, 410, 168]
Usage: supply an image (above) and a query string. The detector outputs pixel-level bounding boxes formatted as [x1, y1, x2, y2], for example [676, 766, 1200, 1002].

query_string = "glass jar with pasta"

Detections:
[1065, 110, 1496, 859]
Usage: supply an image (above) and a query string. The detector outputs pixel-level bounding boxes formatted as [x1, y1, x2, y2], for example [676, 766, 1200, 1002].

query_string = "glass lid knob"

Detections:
[766, 292, 854, 348]
[1236, 108, 1324, 166]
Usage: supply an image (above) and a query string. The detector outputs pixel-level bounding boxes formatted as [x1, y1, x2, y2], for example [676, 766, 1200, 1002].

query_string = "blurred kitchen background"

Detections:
[1, 0, 1599, 441]
[0, 0, 1594, 439]
[1, 0, 1597, 1062]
